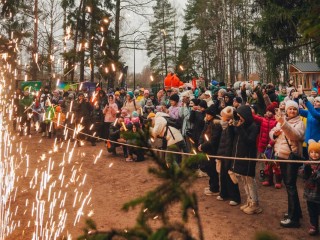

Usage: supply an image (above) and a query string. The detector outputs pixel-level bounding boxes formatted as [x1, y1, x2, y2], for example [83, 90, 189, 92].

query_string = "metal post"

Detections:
[133, 40, 135, 91]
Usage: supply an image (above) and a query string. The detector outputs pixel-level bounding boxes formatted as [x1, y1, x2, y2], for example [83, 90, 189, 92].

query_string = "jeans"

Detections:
[238, 175, 259, 203]
[307, 201, 320, 228]
[280, 162, 302, 221]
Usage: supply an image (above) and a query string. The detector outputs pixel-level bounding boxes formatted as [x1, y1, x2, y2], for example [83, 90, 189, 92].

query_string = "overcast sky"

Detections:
[122, 0, 187, 74]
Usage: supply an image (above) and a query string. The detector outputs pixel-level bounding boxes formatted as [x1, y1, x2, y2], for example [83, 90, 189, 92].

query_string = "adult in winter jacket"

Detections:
[103, 95, 118, 140]
[189, 100, 207, 147]
[122, 91, 141, 117]
[216, 106, 241, 206]
[198, 104, 222, 196]
[299, 96, 320, 143]
[231, 105, 261, 215]
[151, 112, 186, 166]
[269, 100, 305, 228]
[179, 91, 192, 145]
[75, 93, 94, 146]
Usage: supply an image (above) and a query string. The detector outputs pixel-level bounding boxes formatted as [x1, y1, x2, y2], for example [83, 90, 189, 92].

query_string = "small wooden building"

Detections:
[289, 62, 320, 90]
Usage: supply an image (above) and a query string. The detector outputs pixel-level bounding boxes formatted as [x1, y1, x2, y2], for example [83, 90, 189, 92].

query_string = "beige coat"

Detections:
[269, 116, 305, 159]
[151, 112, 183, 146]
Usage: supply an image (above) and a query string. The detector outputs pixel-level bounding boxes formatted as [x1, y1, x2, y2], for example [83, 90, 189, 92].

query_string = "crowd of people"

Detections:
[14, 80, 320, 236]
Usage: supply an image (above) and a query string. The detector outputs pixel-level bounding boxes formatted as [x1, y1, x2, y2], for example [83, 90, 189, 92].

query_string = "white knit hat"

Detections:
[314, 96, 320, 103]
[204, 90, 212, 97]
[220, 106, 234, 120]
[181, 90, 191, 98]
[285, 100, 299, 112]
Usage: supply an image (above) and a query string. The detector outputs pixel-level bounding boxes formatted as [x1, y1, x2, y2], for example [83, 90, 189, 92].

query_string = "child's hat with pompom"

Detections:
[308, 139, 320, 154]
[132, 111, 139, 117]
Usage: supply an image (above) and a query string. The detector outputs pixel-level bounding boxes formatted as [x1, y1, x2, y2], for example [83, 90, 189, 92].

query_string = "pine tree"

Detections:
[175, 34, 196, 82]
[147, 0, 176, 78]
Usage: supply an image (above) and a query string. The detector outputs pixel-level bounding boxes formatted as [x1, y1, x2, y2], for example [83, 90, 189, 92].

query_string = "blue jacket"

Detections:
[299, 101, 320, 143]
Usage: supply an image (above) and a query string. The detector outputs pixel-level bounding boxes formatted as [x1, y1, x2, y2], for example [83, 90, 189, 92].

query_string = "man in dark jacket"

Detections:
[231, 105, 261, 215]
[198, 104, 222, 196]
[75, 93, 94, 146]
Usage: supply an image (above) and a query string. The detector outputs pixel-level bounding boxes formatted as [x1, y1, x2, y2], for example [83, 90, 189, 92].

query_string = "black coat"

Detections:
[199, 119, 222, 155]
[189, 110, 206, 146]
[231, 106, 258, 177]
[217, 124, 235, 170]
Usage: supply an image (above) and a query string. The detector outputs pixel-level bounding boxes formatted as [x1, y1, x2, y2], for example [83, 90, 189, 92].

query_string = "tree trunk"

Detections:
[79, 7, 86, 82]
[31, 0, 38, 81]
[70, 0, 84, 83]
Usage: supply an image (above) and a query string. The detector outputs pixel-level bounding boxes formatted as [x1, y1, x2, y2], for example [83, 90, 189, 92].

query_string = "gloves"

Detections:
[301, 94, 308, 103]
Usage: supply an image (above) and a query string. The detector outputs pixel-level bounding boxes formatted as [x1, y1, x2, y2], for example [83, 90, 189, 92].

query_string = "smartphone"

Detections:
[275, 108, 280, 117]
[298, 85, 303, 94]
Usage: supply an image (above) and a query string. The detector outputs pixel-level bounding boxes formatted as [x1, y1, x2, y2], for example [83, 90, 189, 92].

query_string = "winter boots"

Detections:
[242, 202, 263, 215]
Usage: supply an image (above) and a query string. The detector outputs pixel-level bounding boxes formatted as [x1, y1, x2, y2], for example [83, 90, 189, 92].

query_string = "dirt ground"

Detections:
[3, 128, 317, 240]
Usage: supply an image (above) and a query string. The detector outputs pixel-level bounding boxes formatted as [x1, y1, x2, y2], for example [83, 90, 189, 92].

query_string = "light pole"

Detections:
[133, 32, 147, 90]
[133, 35, 137, 91]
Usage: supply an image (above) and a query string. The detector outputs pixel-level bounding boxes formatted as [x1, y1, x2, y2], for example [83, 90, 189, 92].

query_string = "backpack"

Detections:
[159, 116, 181, 149]
[162, 116, 182, 130]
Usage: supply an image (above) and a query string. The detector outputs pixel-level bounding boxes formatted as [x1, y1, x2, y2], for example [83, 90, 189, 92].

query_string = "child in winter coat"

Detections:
[131, 111, 141, 126]
[252, 103, 280, 188]
[120, 107, 131, 125]
[123, 122, 145, 162]
[303, 140, 320, 236]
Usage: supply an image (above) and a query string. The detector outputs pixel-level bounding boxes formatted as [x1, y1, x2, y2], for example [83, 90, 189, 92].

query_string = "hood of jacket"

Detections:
[236, 105, 254, 126]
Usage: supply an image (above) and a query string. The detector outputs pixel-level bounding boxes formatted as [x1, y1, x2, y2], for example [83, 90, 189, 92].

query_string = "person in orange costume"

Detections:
[164, 73, 184, 90]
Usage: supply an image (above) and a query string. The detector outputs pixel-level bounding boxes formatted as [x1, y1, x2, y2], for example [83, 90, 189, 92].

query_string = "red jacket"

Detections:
[253, 114, 277, 153]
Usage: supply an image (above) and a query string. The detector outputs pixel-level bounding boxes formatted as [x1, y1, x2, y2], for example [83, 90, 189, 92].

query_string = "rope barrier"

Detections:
[44, 118, 319, 165]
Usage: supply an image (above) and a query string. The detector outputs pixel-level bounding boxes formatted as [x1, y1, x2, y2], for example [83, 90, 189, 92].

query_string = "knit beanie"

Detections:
[169, 93, 179, 103]
[132, 111, 139, 117]
[308, 140, 320, 155]
[285, 100, 298, 112]
[266, 104, 276, 115]
[198, 100, 208, 109]
[205, 104, 218, 116]
[314, 96, 320, 103]
[233, 96, 243, 104]
[127, 91, 134, 99]
[221, 106, 234, 120]
[147, 112, 155, 119]
[191, 98, 200, 106]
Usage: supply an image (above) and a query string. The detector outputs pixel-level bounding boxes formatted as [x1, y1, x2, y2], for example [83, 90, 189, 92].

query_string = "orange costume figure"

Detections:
[164, 73, 184, 90]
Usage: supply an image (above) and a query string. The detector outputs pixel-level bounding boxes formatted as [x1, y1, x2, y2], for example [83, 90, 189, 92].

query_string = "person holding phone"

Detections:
[270, 100, 305, 228]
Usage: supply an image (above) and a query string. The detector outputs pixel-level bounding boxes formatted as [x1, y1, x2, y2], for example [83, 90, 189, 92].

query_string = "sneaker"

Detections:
[196, 169, 208, 178]
[229, 201, 239, 206]
[240, 201, 250, 211]
[216, 196, 224, 201]
[275, 183, 282, 189]
[309, 226, 319, 236]
[243, 202, 263, 215]
[125, 157, 133, 162]
[204, 188, 219, 196]
[280, 218, 300, 228]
